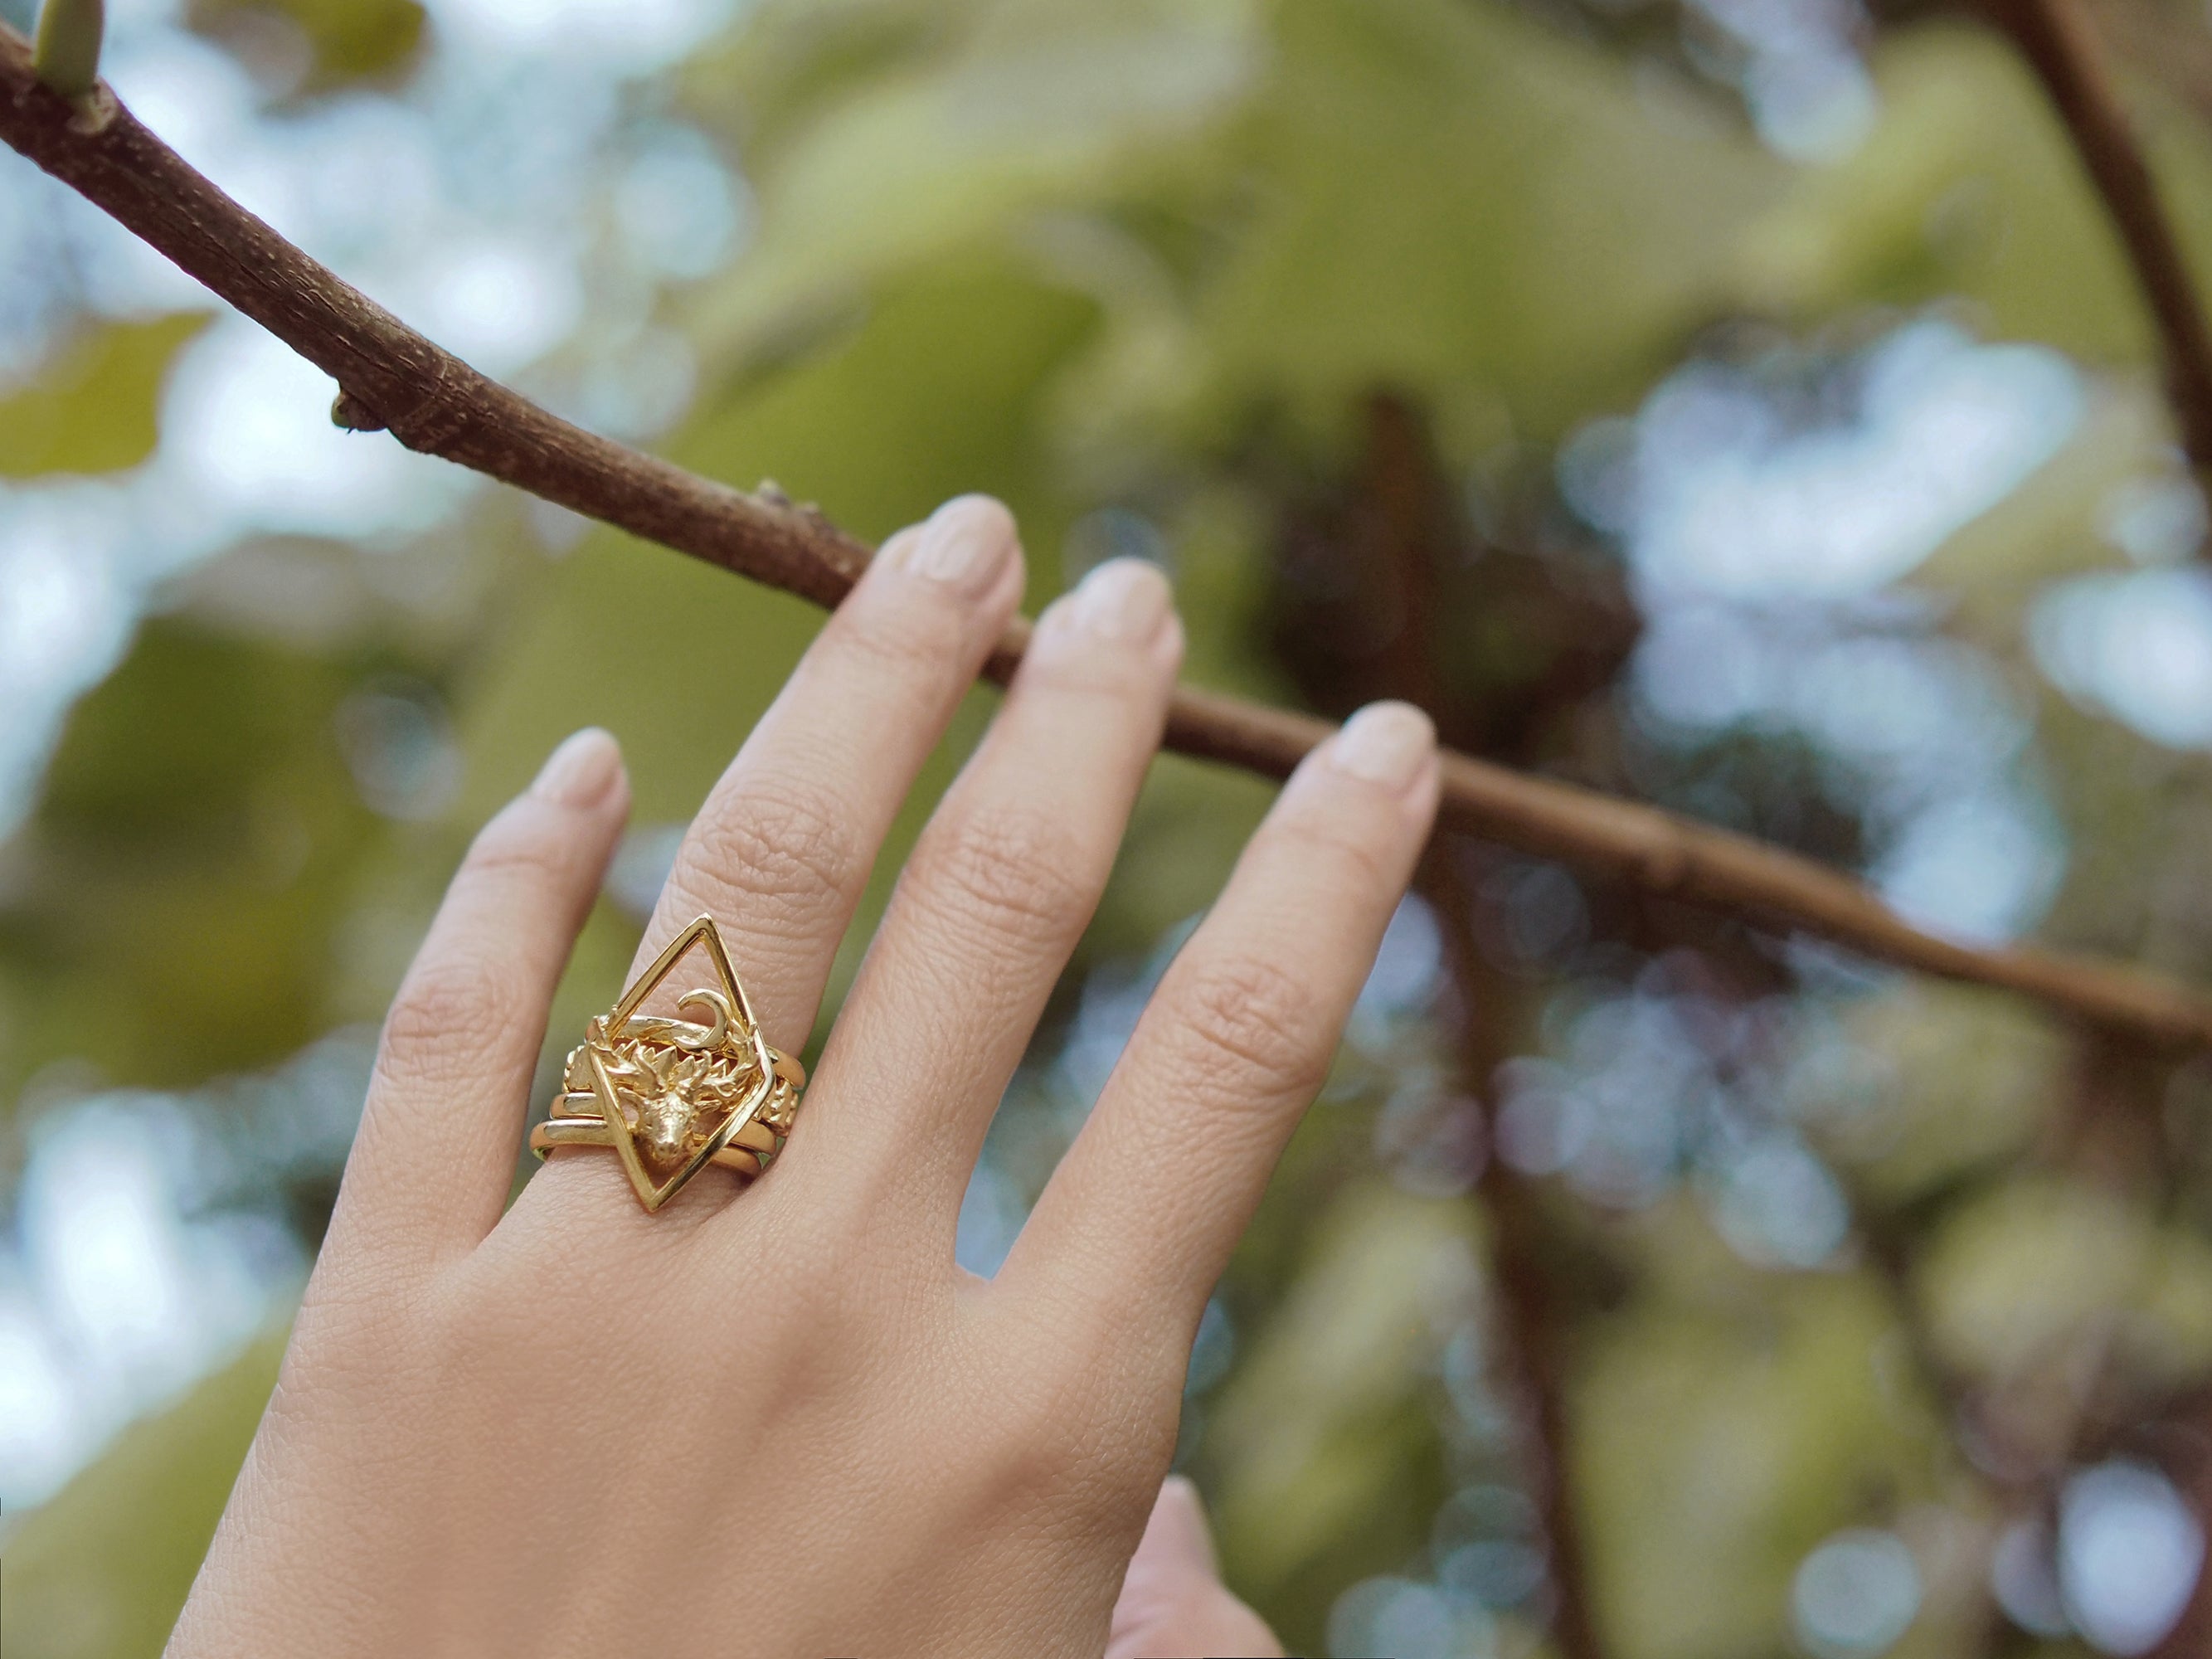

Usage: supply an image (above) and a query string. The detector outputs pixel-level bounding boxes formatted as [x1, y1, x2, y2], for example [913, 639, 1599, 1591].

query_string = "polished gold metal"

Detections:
[529, 1112, 774, 1179]
[531, 915, 806, 1211]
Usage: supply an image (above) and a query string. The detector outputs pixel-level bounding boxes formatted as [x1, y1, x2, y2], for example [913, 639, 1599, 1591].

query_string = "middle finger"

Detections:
[514, 495, 1023, 1224]
[636, 494, 1024, 1052]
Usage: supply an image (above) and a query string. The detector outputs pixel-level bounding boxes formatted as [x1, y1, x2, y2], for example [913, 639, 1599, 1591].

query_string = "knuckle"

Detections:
[377, 951, 510, 1078]
[836, 583, 975, 678]
[681, 771, 858, 932]
[1170, 952, 1330, 1104]
[914, 805, 1094, 946]
[980, 1369, 1099, 1495]
[1021, 633, 1171, 701]
[412, 1270, 487, 1362]
[971, 1381, 1164, 1557]
[459, 805, 571, 885]
[1266, 808, 1397, 892]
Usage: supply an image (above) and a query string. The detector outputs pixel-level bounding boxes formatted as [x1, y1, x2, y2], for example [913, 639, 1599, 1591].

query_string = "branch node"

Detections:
[61, 85, 113, 134]
[330, 391, 387, 433]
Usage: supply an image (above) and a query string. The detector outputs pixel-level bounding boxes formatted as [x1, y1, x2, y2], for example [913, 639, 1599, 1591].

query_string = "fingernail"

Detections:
[1072, 557, 1170, 642]
[905, 494, 1017, 593]
[1329, 702, 1434, 791]
[531, 727, 620, 807]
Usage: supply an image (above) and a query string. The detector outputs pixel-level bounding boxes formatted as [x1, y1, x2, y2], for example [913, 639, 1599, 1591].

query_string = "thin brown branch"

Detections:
[8, 31, 2212, 1050]
[1422, 845, 1609, 1659]
[1990, 0, 2212, 470]
[2096, 0, 2212, 129]
[1272, 392, 1609, 1659]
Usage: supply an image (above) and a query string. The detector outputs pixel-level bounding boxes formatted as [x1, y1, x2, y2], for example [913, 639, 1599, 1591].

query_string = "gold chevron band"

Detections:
[529, 1107, 780, 1179]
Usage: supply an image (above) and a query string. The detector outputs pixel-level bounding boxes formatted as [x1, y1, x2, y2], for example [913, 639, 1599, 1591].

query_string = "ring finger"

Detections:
[796, 557, 1182, 1236]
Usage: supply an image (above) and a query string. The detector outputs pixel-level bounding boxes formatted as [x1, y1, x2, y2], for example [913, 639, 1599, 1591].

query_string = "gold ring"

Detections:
[530, 915, 806, 1211]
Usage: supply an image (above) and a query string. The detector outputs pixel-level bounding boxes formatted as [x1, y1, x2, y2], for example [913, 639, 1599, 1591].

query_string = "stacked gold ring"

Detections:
[529, 915, 807, 1211]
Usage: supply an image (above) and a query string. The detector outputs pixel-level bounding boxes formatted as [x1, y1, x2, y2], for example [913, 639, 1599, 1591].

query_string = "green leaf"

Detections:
[1919, 1176, 2212, 1387]
[1734, 20, 2212, 385]
[1576, 1238, 1937, 1659]
[3, 617, 388, 1098]
[186, 0, 426, 92]
[1189, 0, 1780, 447]
[687, 0, 1258, 363]
[1803, 984, 2065, 1204]
[0, 312, 209, 479]
[1206, 1181, 1471, 1643]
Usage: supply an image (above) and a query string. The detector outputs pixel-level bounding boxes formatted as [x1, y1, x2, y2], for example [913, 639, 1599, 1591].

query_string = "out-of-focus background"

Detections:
[11, 0, 2212, 1653]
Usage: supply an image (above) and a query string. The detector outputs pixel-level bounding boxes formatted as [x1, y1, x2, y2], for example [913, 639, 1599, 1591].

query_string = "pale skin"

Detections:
[169, 495, 1441, 1658]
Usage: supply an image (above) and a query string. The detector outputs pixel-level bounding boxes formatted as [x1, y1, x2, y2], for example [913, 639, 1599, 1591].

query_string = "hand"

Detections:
[169, 495, 1438, 1657]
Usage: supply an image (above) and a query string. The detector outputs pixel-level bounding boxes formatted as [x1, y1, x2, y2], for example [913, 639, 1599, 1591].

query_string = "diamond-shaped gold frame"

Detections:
[588, 915, 775, 1211]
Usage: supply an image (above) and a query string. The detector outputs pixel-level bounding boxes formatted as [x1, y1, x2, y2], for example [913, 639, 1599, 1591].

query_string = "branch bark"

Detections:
[1990, 0, 2212, 472]
[1422, 846, 1610, 1659]
[9, 25, 2212, 1048]
[1270, 392, 1612, 1659]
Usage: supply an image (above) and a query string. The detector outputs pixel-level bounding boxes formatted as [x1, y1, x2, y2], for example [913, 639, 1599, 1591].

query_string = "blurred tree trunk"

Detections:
[1262, 389, 1636, 1659]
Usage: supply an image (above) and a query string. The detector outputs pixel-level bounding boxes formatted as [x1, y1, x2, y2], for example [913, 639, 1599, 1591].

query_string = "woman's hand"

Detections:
[170, 495, 1438, 1657]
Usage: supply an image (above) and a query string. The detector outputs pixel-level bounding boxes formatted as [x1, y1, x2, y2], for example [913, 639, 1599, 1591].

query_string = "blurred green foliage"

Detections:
[3, 622, 386, 1095]
[186, 0, 425, 90]
[3, 1335, 285, 1658]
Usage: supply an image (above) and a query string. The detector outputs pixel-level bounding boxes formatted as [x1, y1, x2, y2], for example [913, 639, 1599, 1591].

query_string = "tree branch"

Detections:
[1269, 392, 1611, 1658]
[1422, 846, 1610, 1659]
[1991, 0, 2212, 471]
[9, 27, 2212, 1049]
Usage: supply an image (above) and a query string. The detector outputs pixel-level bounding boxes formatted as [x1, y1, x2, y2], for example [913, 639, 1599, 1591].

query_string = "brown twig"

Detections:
[1928, 11, 2212, 1632]
[1424, 846, 1610, 1659]
[2095, 0, 2212, 130]
[1989, 0, 2212, 470]
[8, 31, 2212, 1049]
[1271, 392, 1612, 1659]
